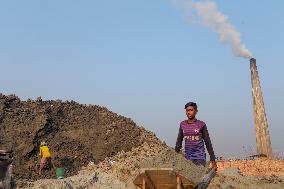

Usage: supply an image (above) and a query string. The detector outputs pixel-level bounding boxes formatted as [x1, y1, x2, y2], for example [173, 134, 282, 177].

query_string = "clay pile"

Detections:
[0, 94, 162, 182]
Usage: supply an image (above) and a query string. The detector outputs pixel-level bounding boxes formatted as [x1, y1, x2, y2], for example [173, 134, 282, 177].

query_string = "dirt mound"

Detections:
[96, 142, 168, 184]
[0, 94, 162, 183]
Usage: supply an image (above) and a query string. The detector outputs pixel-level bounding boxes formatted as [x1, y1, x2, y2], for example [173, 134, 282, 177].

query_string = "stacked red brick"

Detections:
[217, 159, 284, 176]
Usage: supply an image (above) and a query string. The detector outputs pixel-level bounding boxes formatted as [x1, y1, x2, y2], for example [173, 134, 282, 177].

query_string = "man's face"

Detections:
[186, 106, 198, 119]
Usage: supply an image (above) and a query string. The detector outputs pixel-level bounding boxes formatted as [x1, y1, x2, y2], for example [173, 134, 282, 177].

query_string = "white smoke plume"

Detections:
[173, 0, 252, 59]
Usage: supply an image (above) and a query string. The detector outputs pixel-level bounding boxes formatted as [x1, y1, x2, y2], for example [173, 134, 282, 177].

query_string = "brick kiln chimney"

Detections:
[250, 58, 272, 158]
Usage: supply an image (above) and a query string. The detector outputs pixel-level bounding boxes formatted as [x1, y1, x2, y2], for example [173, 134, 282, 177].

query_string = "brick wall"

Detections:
[217, 159, 284, 176]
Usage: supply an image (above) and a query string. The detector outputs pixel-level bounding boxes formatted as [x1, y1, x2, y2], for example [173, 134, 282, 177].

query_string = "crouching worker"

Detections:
[39, 141, 52, 175]
[175, 102, 217, 170]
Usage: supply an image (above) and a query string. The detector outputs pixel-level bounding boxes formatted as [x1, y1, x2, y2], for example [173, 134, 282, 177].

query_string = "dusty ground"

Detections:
[28, 142, 284, 189]
[29, 144, 207, 189]
[208, 172, 284, 189]
[29, 167, 284, 189]
[29, 150, 284, 189]
[207, 159, 284, 188]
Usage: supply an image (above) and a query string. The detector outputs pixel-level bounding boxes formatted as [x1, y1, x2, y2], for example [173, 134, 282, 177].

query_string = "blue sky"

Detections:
[0, 0, 283, 158]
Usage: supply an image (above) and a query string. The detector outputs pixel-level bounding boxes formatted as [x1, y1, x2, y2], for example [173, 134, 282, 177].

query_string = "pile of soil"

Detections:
[96, 141, 169, 185]
[0, 94, 161, 183]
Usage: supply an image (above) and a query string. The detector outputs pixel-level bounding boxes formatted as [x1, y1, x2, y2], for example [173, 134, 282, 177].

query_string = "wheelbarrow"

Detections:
[133, 167, 216, 189]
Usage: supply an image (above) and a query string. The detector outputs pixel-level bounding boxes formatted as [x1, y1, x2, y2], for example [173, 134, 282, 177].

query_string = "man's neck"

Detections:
[187, 118, 196, 124]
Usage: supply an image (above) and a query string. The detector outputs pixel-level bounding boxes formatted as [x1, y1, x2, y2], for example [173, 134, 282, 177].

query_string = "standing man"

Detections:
[175, 102, 217, 170]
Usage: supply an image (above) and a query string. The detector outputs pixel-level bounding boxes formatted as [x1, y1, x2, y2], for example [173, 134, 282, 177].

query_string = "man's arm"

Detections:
[175, 126, 184, 153]
[202, 125, 216, 161]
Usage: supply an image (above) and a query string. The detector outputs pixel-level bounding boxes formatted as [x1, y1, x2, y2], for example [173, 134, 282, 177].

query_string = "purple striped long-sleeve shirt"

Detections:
[175, 119, 216, 161]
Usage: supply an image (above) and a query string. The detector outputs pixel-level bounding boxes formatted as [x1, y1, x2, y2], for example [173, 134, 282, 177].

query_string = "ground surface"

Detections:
[29, 157, 284, 189]
[29, 146, 284, 189]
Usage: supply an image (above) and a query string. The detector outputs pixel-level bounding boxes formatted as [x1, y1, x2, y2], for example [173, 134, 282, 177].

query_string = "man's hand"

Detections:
[211, 160, 218, 170]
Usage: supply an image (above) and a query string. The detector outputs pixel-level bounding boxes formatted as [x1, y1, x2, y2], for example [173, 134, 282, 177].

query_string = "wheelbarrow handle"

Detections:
[197, 168, 216, 189]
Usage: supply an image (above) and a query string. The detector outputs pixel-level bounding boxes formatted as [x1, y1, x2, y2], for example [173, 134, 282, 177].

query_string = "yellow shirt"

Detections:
[39, 146, 51, 158]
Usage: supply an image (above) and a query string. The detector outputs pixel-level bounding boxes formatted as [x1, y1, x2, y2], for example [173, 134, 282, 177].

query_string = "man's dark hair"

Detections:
[185, 102, 197, 110]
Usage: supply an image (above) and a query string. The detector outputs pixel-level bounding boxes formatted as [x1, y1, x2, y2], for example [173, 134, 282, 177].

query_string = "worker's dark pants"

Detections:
[191, 159, 206, 167]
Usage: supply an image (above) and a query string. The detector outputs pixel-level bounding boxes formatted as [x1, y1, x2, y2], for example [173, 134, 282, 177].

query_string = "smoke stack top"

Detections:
[250, 58, 256, 63]
[250, 58, 257, 69]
